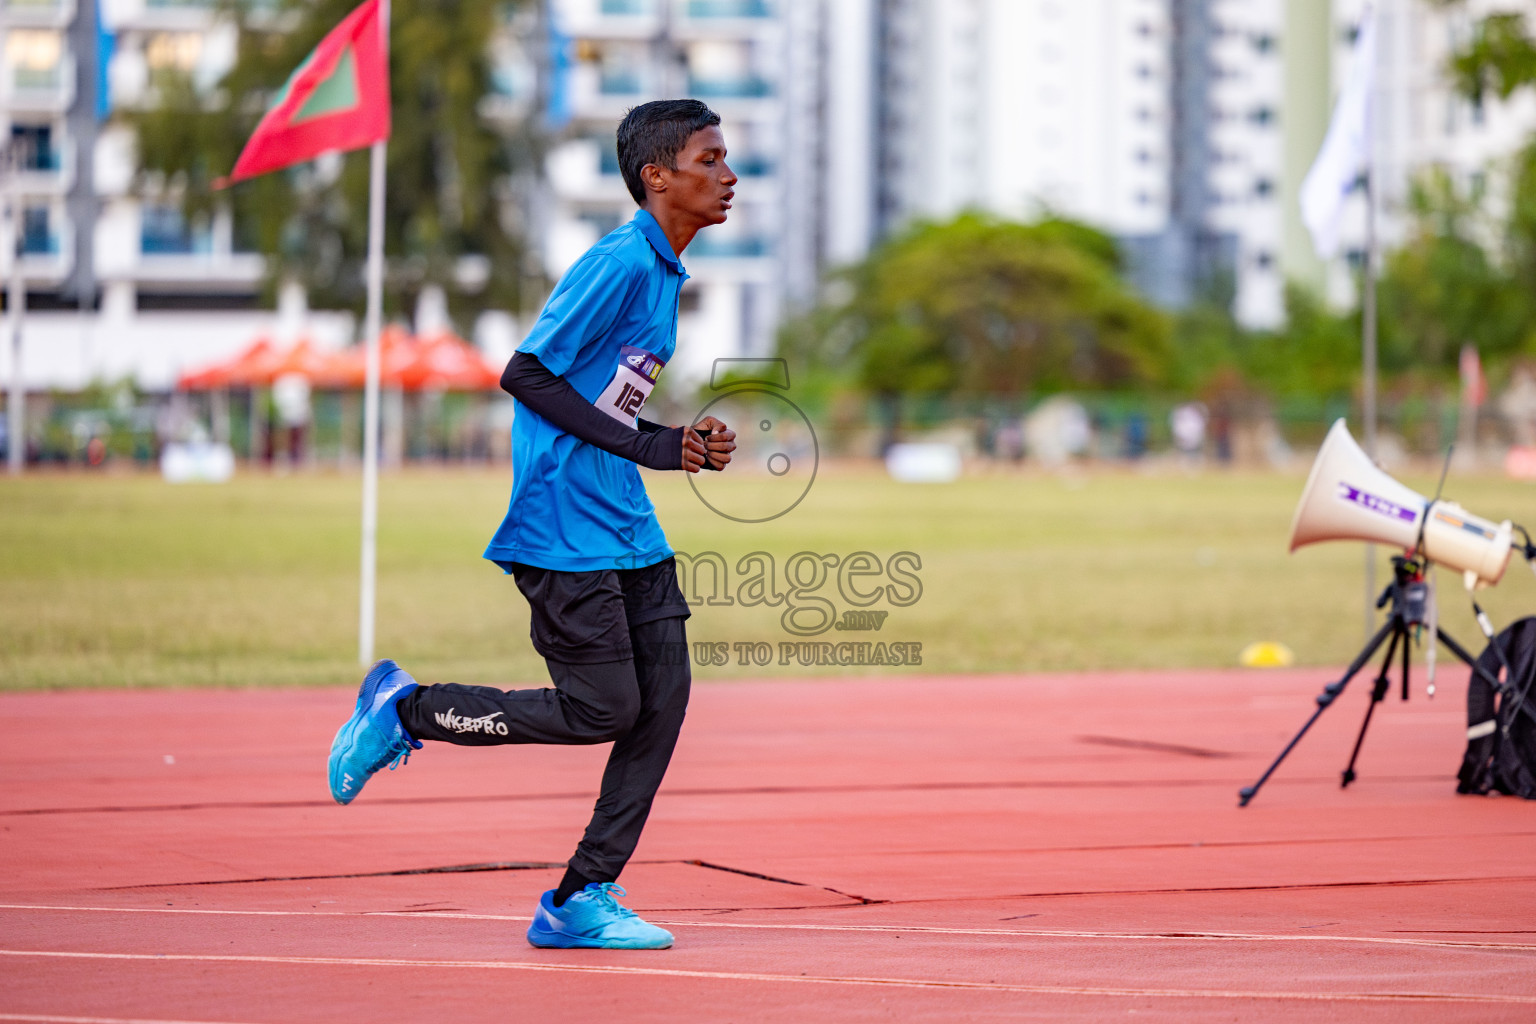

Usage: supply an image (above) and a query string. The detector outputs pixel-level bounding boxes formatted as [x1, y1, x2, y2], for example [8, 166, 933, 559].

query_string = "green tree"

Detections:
[1438, 6, 1536, 103]
[782, 214, 1172, 401]
[1377, 169, 1525, 373]
[130, 0, 533, 326]
[1245, 287, 1361, 399]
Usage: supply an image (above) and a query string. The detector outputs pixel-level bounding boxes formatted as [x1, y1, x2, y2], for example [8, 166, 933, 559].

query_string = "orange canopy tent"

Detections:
[314, 326, 419, 389]
[177, 337, 337, 389]
[317, 328, 501, 391]
[177, 330, 501, 392]
[398, 331, 501, 391]
[176, 337, 276, 390]
[235, 338, 333, 387]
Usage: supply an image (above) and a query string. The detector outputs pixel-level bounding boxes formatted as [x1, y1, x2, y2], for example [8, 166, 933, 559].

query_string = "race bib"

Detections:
[595, 346, 666, 426]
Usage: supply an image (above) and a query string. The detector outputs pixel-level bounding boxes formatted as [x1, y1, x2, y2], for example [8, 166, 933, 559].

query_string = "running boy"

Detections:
[326, 99, 738, 950]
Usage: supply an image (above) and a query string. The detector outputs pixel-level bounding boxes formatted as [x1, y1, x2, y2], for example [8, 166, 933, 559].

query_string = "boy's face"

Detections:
[649, 126, 736, 227]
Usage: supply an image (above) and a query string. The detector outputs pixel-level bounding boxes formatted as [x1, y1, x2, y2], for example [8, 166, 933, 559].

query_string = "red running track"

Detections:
[2, 668, 1535, 1023]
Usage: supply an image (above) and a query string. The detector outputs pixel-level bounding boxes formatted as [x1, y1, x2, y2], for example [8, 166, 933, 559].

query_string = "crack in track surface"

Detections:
[99, 858, 887, 906]
[684, 860, 885, 905]
[871, 828, 1536, 859]
[0, 773, 1455, 817]
[845, 873, 1536, 908]
[101, 861, 565, 890]
[102, 861, 1525, 912]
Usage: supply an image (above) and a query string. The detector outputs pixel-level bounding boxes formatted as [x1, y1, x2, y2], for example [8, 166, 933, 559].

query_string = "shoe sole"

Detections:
[525, 923, 673, 950]
[328, 659, 400, 805]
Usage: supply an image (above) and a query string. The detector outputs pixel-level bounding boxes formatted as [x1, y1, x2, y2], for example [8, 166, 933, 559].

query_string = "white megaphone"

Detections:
[1290, 419, 1514, 588]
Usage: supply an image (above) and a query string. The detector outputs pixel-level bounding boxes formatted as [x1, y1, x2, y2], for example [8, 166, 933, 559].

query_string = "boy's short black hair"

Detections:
[616, 99, 722, 206]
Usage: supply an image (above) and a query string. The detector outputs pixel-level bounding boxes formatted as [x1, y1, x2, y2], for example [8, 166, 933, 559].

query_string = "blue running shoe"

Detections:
[328, 659, 422, 805]
[526, 883, 674, 950]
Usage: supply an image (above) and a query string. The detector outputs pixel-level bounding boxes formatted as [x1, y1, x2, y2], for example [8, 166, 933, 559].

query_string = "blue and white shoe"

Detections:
[526, 883, 674, 950]
[328, 659, 422, 805]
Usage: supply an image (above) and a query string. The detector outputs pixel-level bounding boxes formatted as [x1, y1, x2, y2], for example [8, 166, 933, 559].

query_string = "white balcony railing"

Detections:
[671, 0, 776, 37]
[11, 135, 75, 197]
[7, 209, 74, 284]
[3, 53, 76, 112]
[0, 0, 76, 27]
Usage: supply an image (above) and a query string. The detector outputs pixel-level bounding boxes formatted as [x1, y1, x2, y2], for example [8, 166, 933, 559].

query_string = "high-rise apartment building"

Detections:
[2, 0, 349, 391]
[774, 0, 1288, 328]
[1325, 0, 1536, 304]
[541, 0, 785, 382]
[22, 1, 1527, 393]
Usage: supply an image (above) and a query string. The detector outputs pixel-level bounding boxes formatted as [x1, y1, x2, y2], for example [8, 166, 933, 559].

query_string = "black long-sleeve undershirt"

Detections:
[501, 351, 686, 472]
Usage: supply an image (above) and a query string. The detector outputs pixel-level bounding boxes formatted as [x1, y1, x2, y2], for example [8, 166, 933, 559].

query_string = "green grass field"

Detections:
[3, 462, 1535, 690]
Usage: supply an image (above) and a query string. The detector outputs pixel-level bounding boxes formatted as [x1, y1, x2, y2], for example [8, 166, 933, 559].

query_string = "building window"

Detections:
[1251, 33, 1277, 54]
[688, 40, 770, 98]
[141, 204, 209, 255]
[578, 211, 624, 238]
[733, 154, 773, 177]
[1254, 250, 1275, 271]
[146, 32, 203, 73]
[9, 124, 58, 172]
[687, 0, 771, 17]
[1254, 177, 1275, 198]
[596, 42, 647, 96]
[1249, 106, 1276, 126]
[20, 206, 55, 254]
[6, 29, 63, 90]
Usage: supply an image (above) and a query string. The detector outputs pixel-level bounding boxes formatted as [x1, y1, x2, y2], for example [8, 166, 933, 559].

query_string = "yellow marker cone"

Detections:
[1240, 641, 1295, 668]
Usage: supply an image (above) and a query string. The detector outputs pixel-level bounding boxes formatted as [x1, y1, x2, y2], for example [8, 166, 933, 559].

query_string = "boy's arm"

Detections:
[502, 352, 701, 471]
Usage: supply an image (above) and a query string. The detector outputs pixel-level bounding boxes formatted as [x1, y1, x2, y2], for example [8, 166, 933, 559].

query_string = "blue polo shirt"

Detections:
[484, 210, 688, 572]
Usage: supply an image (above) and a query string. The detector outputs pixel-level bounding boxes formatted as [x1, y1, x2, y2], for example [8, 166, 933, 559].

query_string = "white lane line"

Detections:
[0, 948, 1530, 1005]
[0, 1015, 267, 1024]
[3, 903, 1536, 953]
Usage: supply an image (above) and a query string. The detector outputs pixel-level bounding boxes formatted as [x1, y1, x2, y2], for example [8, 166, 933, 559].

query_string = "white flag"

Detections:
[1301, 6, 1377, 259]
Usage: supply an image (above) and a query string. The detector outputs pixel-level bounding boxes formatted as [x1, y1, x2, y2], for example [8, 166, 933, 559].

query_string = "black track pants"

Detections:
[397, 614, 691, 882]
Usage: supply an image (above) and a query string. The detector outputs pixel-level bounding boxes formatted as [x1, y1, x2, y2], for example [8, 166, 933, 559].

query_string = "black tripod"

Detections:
[1239, 556, 1486, 806]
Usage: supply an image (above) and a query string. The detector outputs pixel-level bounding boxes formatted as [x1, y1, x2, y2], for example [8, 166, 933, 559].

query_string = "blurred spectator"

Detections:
[272, 373, 313, 466]
[1211, 401, 1233, 465]
[996, 419, 1025, 463]
[1124, 412, 1147, 460]
[1024, 397, 1091, 466]
[1170, 402, 1208, 459]
[1499, 365, 1536, 447]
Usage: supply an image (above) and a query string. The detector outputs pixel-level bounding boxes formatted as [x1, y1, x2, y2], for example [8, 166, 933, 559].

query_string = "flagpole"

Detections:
[359, 139, 385, 666]
[7, 138, 25, 476]
[1360, 12, 1379, 640]
[357, 0, 390, 666]
[1362, 170, 1378, 638]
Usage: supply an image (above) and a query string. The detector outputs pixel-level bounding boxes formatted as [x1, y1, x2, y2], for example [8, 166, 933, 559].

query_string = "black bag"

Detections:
[1457, 616, 1536, 798]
